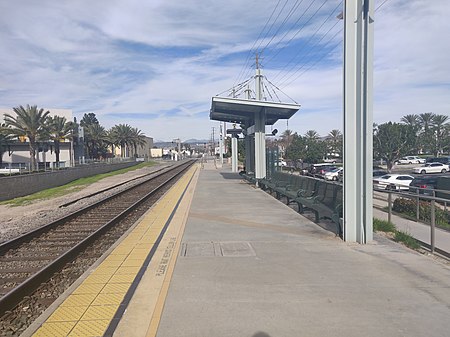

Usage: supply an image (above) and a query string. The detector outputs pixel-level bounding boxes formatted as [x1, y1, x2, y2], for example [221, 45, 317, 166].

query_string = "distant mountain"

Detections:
[184, 139, 209, 144]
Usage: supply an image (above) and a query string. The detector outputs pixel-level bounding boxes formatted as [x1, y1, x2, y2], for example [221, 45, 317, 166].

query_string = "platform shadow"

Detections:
[220, 172, 243, 180]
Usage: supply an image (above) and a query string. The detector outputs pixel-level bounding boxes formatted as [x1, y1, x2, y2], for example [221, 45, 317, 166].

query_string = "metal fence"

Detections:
[374, 185, 449, 254]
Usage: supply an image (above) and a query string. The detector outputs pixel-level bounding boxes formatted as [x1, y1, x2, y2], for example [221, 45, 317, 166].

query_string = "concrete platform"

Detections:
[153, 163, 450, 337]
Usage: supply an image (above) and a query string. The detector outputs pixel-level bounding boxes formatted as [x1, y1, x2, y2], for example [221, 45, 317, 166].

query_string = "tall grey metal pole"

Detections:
[244, 85, 252, 173]
[254, 67, 266, 180]
[343, 0, 374, 243]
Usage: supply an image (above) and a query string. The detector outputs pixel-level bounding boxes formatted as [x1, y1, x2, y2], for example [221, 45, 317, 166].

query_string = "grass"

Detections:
[373, 218, 396, 233]
[1, 161, 156, 206]
[373, 218, 420, 250]
[394, 231, 420, 250]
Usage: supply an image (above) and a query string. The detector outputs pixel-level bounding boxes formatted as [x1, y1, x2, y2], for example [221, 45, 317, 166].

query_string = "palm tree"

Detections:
[304, 130, 320, 141]
[130, 127, 147, 157]
[278, 129, 294, 159]
[45, 116, 75, 167]
[431, 114, 449, 156]
[327, 129, 342, 158]
[418, 112, 436, 154]
[3, 105, 50, 171]
[400, 114, 420, 128]
[110, 124, 134, 157]
[0, 123, 15, 167]
[84, 123, 107, 159]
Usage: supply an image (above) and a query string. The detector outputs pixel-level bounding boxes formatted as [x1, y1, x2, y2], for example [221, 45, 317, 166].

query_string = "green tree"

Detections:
[285, 132, 327, 164]
[3, 105, 50, 171]
[45, 116, 75, 167]
[374, 122, 416, 170]
[80, 113, 99, 127]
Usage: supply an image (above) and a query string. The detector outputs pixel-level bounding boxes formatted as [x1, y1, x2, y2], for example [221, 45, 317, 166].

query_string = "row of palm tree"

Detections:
[400, 113, 449, 156]
[1, 105, 147, 171]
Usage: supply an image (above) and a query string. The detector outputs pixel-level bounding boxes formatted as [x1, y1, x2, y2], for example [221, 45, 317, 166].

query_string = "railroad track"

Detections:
[0, 160, 195, 319]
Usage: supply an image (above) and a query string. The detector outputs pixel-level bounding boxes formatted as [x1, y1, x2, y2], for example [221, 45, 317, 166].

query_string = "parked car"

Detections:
[373, 174, 415, 190]
[337, 168, 387, 182]
[408, 176, 439, 196]
[395, 156, 426, 164]
[306, 163, 336, 176]
[373, 169, 389, 177]
[426, 157, 450, 165]
[412, 163, 449, 174]
[324, 167, 343, 181]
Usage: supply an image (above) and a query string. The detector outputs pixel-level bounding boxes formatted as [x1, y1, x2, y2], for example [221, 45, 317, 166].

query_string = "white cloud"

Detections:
[0, 0, 449, 142]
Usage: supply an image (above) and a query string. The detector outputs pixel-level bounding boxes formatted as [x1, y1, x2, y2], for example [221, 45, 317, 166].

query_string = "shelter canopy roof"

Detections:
[210, 97, 300, 125]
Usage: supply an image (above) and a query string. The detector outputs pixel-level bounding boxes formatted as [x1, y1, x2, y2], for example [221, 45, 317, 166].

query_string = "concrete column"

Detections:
[343, 0, 374, 243]
[231, 137, 238, 172]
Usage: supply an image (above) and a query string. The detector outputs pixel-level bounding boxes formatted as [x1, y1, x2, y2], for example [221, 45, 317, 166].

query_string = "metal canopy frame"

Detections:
[210, 97, 300, 125]
[210, 96, 300, 179]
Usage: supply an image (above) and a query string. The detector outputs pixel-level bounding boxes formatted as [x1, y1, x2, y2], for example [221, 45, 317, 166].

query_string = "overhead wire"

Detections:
[233, 0, 283, 86]
[254, 0, 291, 53]
[278, 0, 392, 88]
[270, 0, 343, 81]
[265, 0, 331, 70]
[278, 26, 342, 87]
[258, 0, 305, 56]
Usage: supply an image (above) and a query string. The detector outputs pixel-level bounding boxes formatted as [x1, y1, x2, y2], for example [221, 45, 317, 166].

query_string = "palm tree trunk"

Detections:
[29, 140, 37, 171]
[55, 140, 60, 167]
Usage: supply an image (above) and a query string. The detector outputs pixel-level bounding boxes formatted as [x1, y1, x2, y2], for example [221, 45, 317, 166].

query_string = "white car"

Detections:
[324, 167, 343, 181]
[396, 156, 426, 164]
[412, 163, 449, 174]
[373, 174, 415, 190]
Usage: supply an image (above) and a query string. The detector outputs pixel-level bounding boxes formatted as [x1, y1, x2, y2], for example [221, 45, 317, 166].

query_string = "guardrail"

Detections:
[374, 185, 449, 254]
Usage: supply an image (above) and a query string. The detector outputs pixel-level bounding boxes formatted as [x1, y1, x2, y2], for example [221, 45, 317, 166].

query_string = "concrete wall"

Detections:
[0, 161, 138, 201]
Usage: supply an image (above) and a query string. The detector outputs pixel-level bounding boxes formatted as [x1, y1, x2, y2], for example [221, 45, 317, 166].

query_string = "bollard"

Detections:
[430, 190, 436, 254]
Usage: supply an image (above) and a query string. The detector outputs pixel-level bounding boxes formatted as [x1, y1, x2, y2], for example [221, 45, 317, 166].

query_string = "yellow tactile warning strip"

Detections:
[32, 165, 198, 337]
[112, 165, 200, 337]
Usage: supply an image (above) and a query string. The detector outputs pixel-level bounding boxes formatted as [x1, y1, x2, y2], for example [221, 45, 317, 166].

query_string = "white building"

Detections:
[1, 108, 73, 168]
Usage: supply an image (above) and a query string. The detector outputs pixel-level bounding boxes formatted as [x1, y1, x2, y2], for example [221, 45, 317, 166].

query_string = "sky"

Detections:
[0, 0, 449, 142]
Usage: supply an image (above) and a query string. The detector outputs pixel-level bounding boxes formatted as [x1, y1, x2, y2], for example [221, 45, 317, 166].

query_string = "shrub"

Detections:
[392, 198, 450, 227]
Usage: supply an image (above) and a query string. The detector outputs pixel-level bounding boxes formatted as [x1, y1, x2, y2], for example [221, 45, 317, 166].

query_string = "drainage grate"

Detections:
[181, 241, 256, 257]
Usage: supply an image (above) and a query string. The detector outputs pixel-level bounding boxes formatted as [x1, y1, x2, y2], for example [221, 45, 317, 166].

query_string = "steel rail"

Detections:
[0, 160, 191, 255]
[0, 160, 195, 316]
[58, 165, 171, 208]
